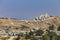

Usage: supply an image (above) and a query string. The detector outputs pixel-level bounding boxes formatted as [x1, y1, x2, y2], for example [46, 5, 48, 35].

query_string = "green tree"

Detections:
[42, 32, 50, 40]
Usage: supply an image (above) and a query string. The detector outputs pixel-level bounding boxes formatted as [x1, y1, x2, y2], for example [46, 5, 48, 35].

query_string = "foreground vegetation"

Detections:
[0, 29, 60, 40]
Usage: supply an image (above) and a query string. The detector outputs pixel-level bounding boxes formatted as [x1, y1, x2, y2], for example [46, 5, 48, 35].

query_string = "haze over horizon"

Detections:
[0, 0, 60, 19]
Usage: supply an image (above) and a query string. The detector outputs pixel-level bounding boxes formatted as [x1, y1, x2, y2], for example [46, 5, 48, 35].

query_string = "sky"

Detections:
[0, 0, 60, 19]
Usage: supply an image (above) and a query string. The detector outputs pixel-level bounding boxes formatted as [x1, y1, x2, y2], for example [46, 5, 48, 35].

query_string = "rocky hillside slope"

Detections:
[0, 14, 60, 40]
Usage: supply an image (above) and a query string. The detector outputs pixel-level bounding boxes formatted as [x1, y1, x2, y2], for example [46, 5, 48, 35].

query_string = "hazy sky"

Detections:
[0, 0, 60, 19]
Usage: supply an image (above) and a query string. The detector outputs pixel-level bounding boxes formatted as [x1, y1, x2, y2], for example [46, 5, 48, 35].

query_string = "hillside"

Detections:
[0, 14, 60, 40]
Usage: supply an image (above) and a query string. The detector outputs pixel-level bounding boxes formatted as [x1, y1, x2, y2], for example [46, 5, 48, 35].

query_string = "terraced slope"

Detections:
[0, 16, 60, 35]
[0, 14, 60, 40]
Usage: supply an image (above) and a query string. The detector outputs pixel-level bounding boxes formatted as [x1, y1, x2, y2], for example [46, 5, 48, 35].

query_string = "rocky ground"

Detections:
[0, 14, 60, 40]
